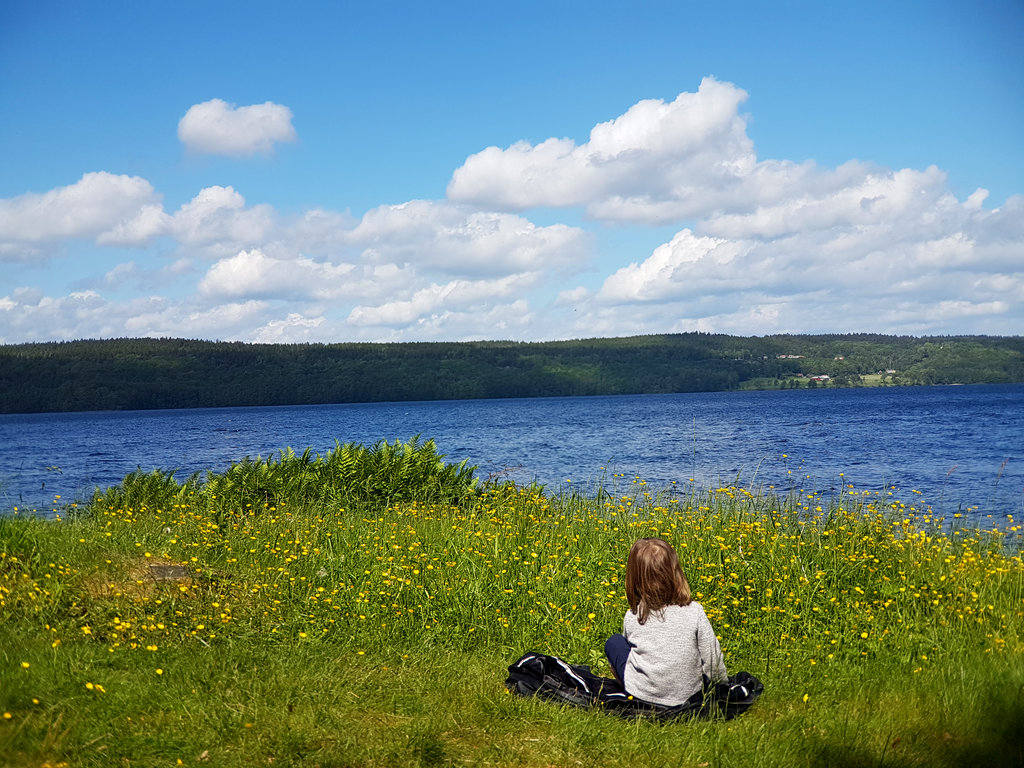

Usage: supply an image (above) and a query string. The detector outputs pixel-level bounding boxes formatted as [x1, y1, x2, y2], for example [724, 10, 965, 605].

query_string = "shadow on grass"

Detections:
[808, 686, 1024, 768]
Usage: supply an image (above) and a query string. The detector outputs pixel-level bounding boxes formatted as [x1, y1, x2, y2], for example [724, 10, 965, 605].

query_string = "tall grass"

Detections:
[92, 436, 479, 514]
[1, 444, 1022, 767]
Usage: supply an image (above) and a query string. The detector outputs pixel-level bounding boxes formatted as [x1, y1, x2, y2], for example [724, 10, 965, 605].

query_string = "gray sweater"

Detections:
[622, 601, 728, 706]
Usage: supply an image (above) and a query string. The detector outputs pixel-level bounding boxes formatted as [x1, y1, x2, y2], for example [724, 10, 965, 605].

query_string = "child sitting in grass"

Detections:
[604, 537, 728, 706]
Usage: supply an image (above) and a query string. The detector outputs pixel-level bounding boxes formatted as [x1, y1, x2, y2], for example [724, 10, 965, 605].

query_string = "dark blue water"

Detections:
[1, 385, 1021, 520]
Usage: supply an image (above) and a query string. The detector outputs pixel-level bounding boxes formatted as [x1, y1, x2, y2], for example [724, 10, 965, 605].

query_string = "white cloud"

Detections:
[168, 186, 275, 249]
[0, 172, 160, 258]
[3, 78, 1022, 344]
[189, 200, 591, 332]
[448, 79, 1002, 241]
[177, 98, 297, 156]
[0, 172, 595, 342]
[198, 249, 357, 300]
[117, 299, 271, 339]
[700, 165, 953, 240]
[402, 299, 535, 341]
[347, 200, 590, 275]
[97, 204, 171, 246]
[287, 208, 359, 254]
[0, 289, 131, 342]
[347, 274, 538, 328]
[96, 184, 276, 255]
[448, 77, 788, 224]
[103, 261, 138, 286]
[598, 230, 750, 303]
[0, 177, 274, 258]
[252, 313, 326, 343]
[0, 283, 277, 344]
[570, 176, 1024, 337]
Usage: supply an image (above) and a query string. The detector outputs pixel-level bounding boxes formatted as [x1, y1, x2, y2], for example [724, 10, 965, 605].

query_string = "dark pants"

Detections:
[605, 633, 632, 684]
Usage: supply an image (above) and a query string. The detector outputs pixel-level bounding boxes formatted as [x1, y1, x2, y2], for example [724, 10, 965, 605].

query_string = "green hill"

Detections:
[1, 333, 1022, 413]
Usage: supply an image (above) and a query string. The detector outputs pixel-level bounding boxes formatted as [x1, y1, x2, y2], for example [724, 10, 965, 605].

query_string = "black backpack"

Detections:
[506, 651, 763, 720]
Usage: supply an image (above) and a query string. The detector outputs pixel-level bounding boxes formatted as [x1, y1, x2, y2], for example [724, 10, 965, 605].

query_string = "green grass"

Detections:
[1, 446, 1022, 767]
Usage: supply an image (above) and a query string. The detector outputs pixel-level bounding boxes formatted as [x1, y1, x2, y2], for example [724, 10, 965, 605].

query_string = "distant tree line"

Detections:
[1, 333, 1022, 414]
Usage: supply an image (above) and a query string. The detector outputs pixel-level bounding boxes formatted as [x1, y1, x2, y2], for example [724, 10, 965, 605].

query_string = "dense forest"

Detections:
[1, 333, 1022, 414]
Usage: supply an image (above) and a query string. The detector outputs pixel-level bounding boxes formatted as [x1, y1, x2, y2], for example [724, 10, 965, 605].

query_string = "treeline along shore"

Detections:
[1, 333, 1022, 414]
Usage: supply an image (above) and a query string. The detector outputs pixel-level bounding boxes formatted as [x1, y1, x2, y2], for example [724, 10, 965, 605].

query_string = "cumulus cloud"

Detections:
[167, 186, 275, 249]
[448, 77, 783, 223]
[286, 209, 359, 254]
[0, 172, 160, 258]
[199, 249, 358, 300]
[347, 274, 539, 328]
[448, 78, 990, 235]
[387, 298, 536, 341]
[97, 204, 171, 246]
[0, 289, 135, 342]
[181, 200, 590, 336]
[700, 165, 954, 240]
[346, 200, 590, 275]
[178, 98, 297, 156]
[190, 197, 586, 306]
[124, 299, 270, 338]
[252, 313, 326, 343]
[101, 184, 277, 255]
[573, 179, 1024, 337]
[3, 77, 1022, 344]
[0, 176, 280, 259]
[0, 287, 272, 344]
[461, 83, 1018, 339]
[103, 261, 139, 286]
[0, 172, 595, 341]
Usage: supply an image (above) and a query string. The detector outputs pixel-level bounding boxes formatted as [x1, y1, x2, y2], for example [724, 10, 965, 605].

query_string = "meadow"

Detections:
[1, 439, 1022, 767]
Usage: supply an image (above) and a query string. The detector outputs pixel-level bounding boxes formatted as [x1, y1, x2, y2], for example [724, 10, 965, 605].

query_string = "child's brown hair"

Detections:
[625, 538, 692, 624]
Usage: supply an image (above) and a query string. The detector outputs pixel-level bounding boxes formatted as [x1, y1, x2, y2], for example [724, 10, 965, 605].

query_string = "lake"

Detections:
[1, 384, 1021, 521]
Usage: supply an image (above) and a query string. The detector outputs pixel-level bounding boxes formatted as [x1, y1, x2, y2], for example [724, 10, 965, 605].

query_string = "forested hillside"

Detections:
[1, 333, 1022, 413]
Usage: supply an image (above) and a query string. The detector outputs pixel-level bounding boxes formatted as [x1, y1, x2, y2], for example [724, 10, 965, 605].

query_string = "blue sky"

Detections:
[2, 0, 1022, 343]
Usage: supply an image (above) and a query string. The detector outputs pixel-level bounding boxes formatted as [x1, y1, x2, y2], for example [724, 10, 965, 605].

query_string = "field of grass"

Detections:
[1, 441, 1022, 767]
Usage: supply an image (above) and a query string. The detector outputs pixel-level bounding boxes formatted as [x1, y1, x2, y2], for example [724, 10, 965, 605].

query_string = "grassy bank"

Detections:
[1, 444, 1022, 767]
